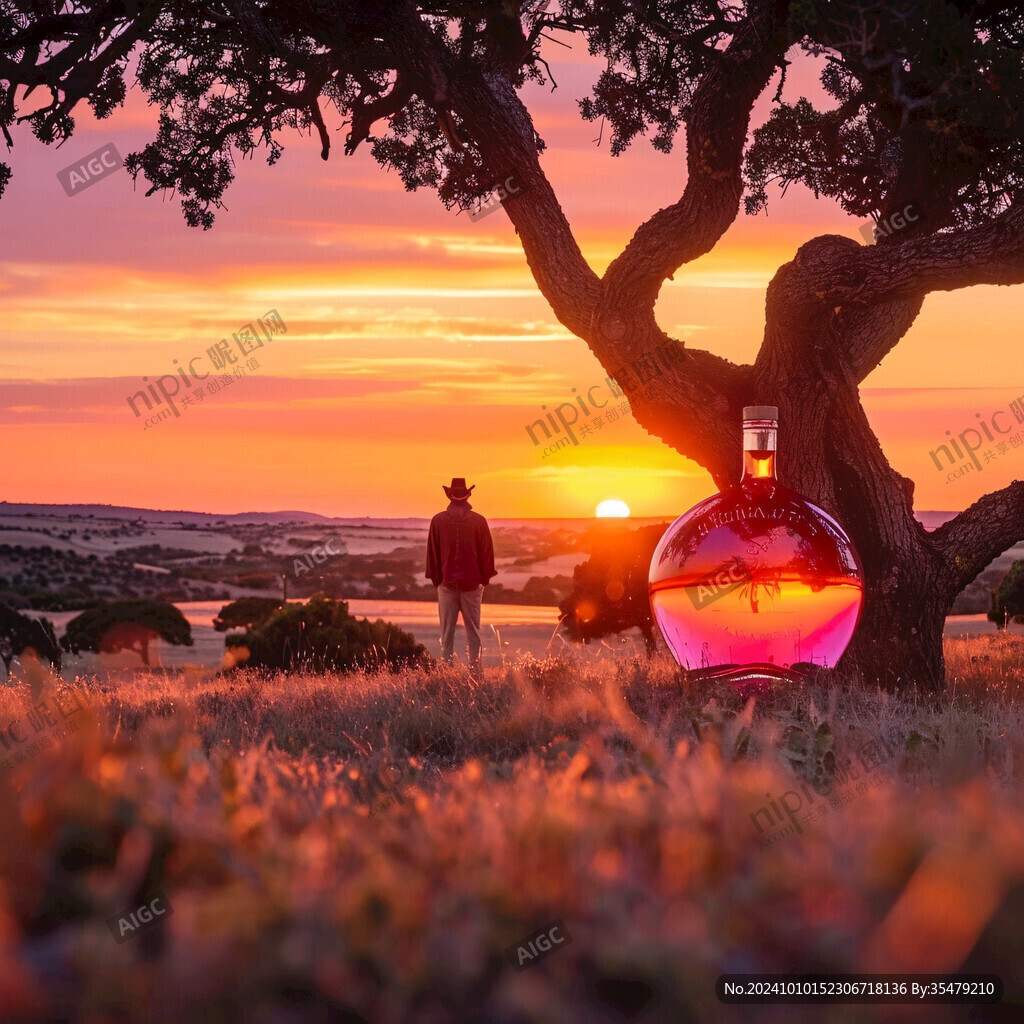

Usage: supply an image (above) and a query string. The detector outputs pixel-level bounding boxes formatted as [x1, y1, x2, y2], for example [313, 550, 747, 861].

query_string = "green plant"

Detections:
[61, 599, 193, 666]
[225, 596, 429, 674]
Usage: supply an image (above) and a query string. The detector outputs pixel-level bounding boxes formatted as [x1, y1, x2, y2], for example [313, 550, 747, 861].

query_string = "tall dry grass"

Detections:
[0, 635, 1022, 1022]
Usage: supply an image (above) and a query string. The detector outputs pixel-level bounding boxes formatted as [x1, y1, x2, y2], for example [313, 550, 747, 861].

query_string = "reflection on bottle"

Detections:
[649, 407, 864, 686]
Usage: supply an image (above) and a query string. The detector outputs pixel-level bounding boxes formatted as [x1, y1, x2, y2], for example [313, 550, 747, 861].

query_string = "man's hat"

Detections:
[443, 477, 475, 500]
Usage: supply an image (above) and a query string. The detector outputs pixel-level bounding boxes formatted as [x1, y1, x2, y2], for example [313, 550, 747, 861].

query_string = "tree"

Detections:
[0, 602, 61, 677]
[224, 596, 430, 673]
[987, 560, 1024, 628]
[4, 1, 1024, 691]
[213, 597, 284, 632]
[61, 599, 193, 666]
[558, 524, 665, 653]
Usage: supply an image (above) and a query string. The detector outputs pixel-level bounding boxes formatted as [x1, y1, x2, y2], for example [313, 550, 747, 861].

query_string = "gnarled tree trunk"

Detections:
[408, 1, 1024, 693]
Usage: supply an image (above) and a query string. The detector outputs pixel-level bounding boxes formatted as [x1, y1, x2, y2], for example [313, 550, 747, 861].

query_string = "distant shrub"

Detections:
[61, 599, 193, 666]
[558, 524, 667, 653]
[988, 560, 1024, 628]
[0, 603, 61, 676]
[213, 597, 284, 632]
[234, 572, 279, 589]
[225, 596, 430, 673]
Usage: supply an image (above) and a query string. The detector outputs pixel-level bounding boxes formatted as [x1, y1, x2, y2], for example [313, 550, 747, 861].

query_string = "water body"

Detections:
[25, 604, 1023, 680]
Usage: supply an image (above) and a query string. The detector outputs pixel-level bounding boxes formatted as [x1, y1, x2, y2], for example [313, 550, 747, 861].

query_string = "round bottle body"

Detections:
[649, 477, 864, 682]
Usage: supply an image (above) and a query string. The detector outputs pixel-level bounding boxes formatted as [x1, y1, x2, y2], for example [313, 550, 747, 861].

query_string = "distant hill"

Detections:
[0, 502, 960, 531]
[915, 511, 958, 531]
[0, 502, 352, 526]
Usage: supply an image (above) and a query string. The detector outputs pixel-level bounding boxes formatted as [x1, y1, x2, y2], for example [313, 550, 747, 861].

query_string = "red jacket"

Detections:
[426, 500, 496, 589]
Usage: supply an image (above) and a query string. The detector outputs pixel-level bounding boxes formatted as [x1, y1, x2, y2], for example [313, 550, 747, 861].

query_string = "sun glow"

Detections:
[595, 499, 631, 518]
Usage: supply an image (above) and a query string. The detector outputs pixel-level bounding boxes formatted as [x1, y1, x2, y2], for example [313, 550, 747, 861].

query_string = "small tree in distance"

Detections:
[225, 597, 430, 674]
[213, 597, 285, 633]
[988, 560, 1024, 629]
[559, 524, 666, 654]
[0, 603, 62, 678]
[61, 599, 193, 666]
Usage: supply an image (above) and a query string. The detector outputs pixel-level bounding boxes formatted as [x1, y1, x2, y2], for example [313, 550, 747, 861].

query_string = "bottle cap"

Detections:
[743, 405, 778, 421]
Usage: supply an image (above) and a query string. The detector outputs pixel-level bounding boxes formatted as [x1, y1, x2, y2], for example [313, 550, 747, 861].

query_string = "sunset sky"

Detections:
[2, 31, 1022, 520]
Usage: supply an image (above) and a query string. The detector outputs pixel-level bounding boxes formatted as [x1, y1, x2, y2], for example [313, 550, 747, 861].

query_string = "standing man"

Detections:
[426, 477, 496, 674]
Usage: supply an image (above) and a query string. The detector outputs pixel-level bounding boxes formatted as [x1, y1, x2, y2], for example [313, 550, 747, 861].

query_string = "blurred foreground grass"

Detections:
[0, 632, 1023, 1022]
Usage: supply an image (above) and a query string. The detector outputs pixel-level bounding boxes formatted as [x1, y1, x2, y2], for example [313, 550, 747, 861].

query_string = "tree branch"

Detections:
[789, 203, 1024, 312]
[762, 238, 927, 383]
[344, 73, 415, 156]
[2, 0, 160, 112]
[598, 0, 789, 313]
[933, 479, 1024, 599]
[393, 10, 601, 339]
[536, 0, 790, 481]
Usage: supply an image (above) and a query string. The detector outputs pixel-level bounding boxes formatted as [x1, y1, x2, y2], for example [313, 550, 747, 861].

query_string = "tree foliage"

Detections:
[213, 596, 284, 632]
[61, 599, 193, 665]
[744, 0, 1024, 231]
[987, 559, 1024, 628]
[0, 602, 61, 676]
[558, 524, 666, 653]
[5, 2, 1021, 232]
[224, 596, 430, 673]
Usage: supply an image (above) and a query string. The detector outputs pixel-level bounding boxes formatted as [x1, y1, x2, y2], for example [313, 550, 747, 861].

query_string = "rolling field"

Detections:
[0, 635, 1023, 1022]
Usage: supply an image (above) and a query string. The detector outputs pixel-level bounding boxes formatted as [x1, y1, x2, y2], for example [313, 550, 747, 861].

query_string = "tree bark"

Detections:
[26, 0, 1017, 695]
[422, 1, 1024, 693]
[410, 0, 1024, 693]
[305, 4, 1024, 692]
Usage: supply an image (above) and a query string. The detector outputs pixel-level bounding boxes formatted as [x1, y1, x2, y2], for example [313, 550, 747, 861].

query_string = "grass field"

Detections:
[1, 634, 1023, 1022]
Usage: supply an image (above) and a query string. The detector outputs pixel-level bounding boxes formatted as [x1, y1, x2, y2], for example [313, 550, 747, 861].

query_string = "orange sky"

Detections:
[2, 34, 1022, 519]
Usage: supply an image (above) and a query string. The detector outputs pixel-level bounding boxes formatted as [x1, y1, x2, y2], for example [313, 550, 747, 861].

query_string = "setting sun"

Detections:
[595, 499, 631, 518]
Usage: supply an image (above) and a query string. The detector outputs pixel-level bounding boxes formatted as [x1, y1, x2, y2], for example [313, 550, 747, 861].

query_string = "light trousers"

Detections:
[437, 583, 483, 668]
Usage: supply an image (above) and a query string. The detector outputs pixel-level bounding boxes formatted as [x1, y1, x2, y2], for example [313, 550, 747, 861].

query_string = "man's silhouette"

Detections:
[426, 477, 496, 673]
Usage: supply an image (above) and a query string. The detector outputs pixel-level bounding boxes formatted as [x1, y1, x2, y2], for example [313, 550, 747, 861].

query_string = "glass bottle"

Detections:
[648, 406, 864, 685]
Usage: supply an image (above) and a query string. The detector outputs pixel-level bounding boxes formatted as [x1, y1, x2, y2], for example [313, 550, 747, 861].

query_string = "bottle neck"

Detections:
[741, 421, 777, 481]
